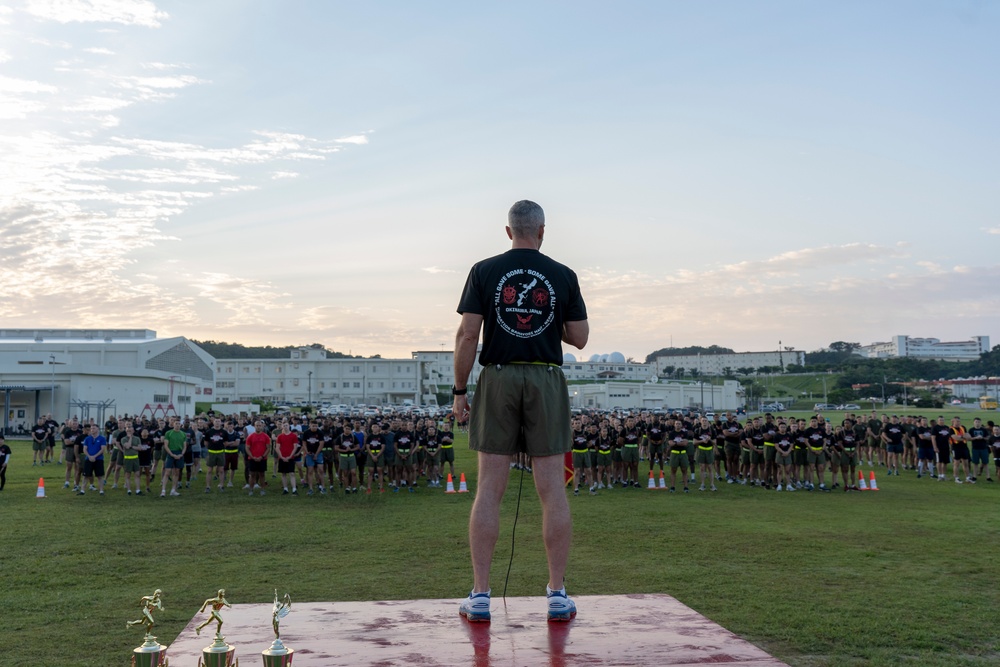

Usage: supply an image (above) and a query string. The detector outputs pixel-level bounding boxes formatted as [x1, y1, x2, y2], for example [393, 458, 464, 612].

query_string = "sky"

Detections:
[1, 0, 997, 362]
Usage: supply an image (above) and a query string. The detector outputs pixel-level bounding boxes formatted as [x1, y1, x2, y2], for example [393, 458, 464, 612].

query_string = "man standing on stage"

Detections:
[454, 200, 588, 623]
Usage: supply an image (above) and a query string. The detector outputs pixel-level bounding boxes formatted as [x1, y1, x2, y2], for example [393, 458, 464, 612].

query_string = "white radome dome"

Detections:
[563, 353, 577, 363]
[608, 351, 626, 363]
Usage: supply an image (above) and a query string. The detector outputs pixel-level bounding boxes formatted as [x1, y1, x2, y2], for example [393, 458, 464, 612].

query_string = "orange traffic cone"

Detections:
[658, 471, 667, 489]
[36, 478, 46, 498]
[869, 470, 879, 491]
[647, 471, 656, 489]
[444, 474, 456, 494]
[458, 473, 469, 493]
[858, 470, 868, 491]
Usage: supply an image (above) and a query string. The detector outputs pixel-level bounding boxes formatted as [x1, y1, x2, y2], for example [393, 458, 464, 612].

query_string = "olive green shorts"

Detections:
[596, 452, 612, 468]
[206, 453, 226, 468]
[740, 448, 751, 465]
[695, 448, 715, 465]
[793, 449, 808, 466]
[366, 453, 385, 468]
[469, 363, 571, 457]
[828, 451, 842, 468]
[339, 453, 357, 470]
[123, 458, 140, 473]
[648, 443, 664, 458]
[807, 450, 826, 466]
[572, 452, 591, 469]
[776, 453, 793, 467]
[620, 446, 639, 464]
[611, 448, 623, 463]
[669, 451, 689, 469]
[440, 447, 455, 464]
[763, 445, 776, 463]
[840, 450, 859, 468]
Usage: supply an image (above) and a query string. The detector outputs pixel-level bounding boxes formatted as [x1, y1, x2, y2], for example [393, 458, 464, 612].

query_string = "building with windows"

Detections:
[856, 335, 990, 361]
[654, 350, 805, 376]
[570, 379, 744, 411]
[212, 347, 443, 407]
[0, 329, 212, 432]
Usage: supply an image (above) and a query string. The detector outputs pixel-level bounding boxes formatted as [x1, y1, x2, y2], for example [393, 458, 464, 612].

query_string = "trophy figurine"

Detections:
[127, 589, 169, 666]
[196, 589, 238, 667]
[261, 590, 294, 667]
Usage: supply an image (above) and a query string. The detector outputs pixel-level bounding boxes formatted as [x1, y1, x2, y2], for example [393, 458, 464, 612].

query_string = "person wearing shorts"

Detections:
[693, 417, 717, 492]
[61, 418, 83, 491]
[137, 428, 154, 494]
[160, 419, 187, 497]
[570, 419, 593, 495]
[838, 420, 860, 491]
[989, 425, 1000, 482]
[337, 424, 360, 494]
[667, 419, 691, 493]
[275, 422, 301, 495]
[300, 420, 325, 495]
[439, 424, 456, 479]
[619, 418, 642, 488]
[31, 418, 49, 466]
[454, 200, 588, 623]
[881, 416, 905, 476]
[915, 417, 935, 478]
[203, 418, 227, 494]
[120, 425, 141, 495]
[223, 420, 241, 488]
[931, 418, 953, 481]
[365, 423, 387, 493]
[0, 433, 10, 491]
[245, 420, 271, 496]
[79, 424, 107, 496]
[773, 424, 794, 491]
[967, 418, 990, 482]
[804, 417, 828, 491]
[949, 417, 971, 483]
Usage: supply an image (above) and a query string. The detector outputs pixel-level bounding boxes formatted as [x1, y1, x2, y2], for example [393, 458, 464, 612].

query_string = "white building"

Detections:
[0, 329, 213, 431]
[569, 380, 744, 411]
[212, 347, 449, 407]
[857, 336, 990, 362]
[655, 350, 805, 376]
[468, 351, 654, 387]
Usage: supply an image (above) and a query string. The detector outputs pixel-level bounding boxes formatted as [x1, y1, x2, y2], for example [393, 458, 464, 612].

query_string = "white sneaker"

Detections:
[955, 478, 963, 484]
[710, 484, 717, 491]
[63, 481, 70, 488]
[698, 484, 706, 491]
[243, 484, 251, 490]
[776, 484, 783, 491]
[170, 489, 180, 496]
[787, 485, 795, 492]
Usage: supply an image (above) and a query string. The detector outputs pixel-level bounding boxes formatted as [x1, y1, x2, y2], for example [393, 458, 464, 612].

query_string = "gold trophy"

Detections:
[127, 589, 169, 667]
[196, 589, 238, 667]
[261, 590, 294, 666]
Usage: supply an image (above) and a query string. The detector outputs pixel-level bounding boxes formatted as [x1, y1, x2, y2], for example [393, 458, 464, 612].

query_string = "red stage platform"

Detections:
[168, 594, 787, 666]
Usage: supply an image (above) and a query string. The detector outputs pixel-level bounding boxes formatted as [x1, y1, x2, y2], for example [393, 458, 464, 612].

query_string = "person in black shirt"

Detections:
[967, 418, 990, 481]
[454, 200, 588, 623]
[31, 418, 49, 466]
[931, 417, 953, 481]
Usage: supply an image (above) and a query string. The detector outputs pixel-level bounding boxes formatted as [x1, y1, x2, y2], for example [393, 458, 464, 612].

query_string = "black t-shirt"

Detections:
[204, 428, 226, 452]
[0, 443, 10, 466]
[32, 424, 49, 443]
[301, 429, 323, 454]
[457, 248, 587, 366]
[968, 427, 989, 449]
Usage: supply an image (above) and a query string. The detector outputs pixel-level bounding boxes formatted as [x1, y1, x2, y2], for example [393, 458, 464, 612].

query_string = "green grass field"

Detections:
[1, 432, 998, 667]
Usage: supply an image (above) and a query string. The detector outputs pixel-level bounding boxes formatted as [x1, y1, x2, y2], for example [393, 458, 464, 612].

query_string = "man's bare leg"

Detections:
[469, 452, 511, 593]
[530, 453, 572, 591]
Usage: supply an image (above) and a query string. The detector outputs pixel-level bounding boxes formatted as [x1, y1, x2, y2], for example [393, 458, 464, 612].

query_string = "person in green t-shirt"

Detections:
[160, 419, 187, 497]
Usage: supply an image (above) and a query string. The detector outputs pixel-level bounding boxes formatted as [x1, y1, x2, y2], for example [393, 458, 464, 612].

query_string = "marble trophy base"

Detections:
[131, 636, 168, 667]
[261, 638, 294, 667]
[198, 634, 238, 667]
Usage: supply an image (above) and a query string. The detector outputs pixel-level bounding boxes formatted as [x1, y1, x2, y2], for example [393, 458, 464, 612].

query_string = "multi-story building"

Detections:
[655, 350, 805, 376]
[856, 335, 990, 361]
[212, 347, 455, 407]
[570, 379, 744, 411]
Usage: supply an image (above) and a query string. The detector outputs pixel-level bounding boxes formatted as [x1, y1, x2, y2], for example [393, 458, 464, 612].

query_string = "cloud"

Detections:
[336, 134, 369, 145]
[24, 0, 169, 28]
[84, 47, 115, 55]
[985, 226, 1000, 235]
[0, 7, 369, 339]
[422, 266, 456, 274]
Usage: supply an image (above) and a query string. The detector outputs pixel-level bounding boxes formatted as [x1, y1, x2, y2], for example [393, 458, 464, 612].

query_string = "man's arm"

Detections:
[453, 313, 483, 390]
[562, 320, 589, 350]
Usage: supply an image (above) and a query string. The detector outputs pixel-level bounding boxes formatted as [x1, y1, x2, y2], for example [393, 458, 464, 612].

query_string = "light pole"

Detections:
[183, 368, 191, 418]
[49, 354, 56, 415]
[307, 371, 313, 408]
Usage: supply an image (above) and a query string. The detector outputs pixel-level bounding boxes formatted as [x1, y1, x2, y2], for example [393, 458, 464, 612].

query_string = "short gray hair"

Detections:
[508, 200, 544, 238]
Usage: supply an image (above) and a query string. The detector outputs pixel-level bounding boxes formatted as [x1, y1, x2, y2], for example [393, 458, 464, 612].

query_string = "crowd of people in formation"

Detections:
[33, 412, 459, 498]
[14, 408, 1000, 499]
[566, 410, 1000, 494]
